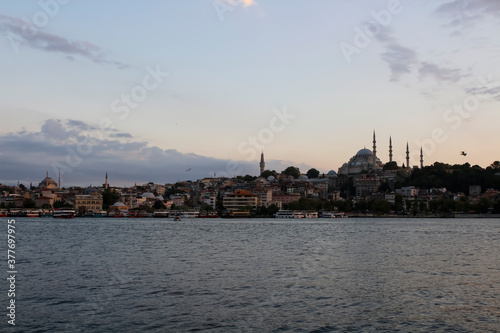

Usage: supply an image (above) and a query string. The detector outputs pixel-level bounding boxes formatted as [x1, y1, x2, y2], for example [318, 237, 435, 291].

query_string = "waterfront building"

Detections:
[75, 194, 103, 213]
[223, 190, 258, 212]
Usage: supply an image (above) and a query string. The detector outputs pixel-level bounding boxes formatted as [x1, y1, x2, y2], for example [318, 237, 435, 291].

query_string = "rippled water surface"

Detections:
[4, 218, 500, 332]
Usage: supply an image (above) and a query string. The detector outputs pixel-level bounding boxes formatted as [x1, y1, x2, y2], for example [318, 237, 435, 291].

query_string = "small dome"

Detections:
[267, 176, 275, 182]
[84, 187, 98, 194]
[327, 170, 338, 178]
[113, 202, 125, 206]
[155, 195, 164, 201]
[141, 192, 155, 198]
[299, 175, 309, 181]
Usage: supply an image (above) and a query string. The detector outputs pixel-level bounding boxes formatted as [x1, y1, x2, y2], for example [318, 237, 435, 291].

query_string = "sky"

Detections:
[1, 0, 500, 187]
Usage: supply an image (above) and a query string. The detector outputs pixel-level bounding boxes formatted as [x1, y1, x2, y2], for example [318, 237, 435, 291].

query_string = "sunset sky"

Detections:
[1, 0, 500, 186]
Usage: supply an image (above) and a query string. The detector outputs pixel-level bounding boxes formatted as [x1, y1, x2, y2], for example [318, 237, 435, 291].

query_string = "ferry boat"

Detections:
[25, 210, 40, 218]
[274, 210, 304, 218]
[199, 211, 218, 218]
[0, 209, 8, 217]
[320, 211, 335, 218]
[53, 209, 76, 219]
[153, 210, 169, 218]
[94, 210, 108, 217]
[304, 211, 318, 218]
[179, 211, 200, 219]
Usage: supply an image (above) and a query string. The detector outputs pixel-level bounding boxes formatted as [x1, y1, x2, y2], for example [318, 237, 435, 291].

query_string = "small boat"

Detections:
[274, 210, 304, 218]
[53, 209, 76, 219]
[173, 216, 181, 221]
[0, 209, 8, 217]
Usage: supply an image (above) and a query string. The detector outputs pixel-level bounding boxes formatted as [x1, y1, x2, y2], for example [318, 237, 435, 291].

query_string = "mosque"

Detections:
[338, 131, 422, 176]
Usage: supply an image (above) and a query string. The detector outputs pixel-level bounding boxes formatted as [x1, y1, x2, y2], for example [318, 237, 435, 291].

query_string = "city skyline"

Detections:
[1, 0, 500, 186]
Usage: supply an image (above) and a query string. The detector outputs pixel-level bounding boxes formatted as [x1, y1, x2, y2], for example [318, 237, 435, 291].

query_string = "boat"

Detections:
[53, 209, 76, 219]
[199, 211, 218, 218]
[320, 211, 335, 218]
[173, 216, 181, 221]
[304, 211, 318, 218]
[153, 211, 169, 218]
[94, 210, 108, 217]
[25, 210, 40, 217]
[274, 210, 304, 218]
[0, 209, 8, 217]
[179, 211, 199, 219]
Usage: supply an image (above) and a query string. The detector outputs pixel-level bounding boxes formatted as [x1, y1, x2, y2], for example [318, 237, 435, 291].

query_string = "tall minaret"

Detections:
[46, 170, 49, 188]
[420, 147, 424, 169]
[372, 130, 377, 161]
[406, 143, 410, 169]
[389, 136, 393, 162]
[58, 171, 61, 190]
[105, 172, 109, 189]
[259, 152, 265, 175]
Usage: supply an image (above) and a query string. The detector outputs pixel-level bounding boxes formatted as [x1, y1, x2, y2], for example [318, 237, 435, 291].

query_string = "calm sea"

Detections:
[3, 217, 500, 332]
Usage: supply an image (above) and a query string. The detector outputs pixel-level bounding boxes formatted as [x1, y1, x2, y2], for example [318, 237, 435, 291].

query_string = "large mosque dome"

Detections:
[38, 175, 58, 189]
[339, 147, 383, 176]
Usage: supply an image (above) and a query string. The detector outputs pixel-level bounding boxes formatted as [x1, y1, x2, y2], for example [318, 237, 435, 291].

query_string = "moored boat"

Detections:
[53, 209, 76, 219]
[274, 210, 304, 218]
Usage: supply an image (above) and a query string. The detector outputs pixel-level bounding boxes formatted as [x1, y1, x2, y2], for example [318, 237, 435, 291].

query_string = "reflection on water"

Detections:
[9, 218, 500, 332]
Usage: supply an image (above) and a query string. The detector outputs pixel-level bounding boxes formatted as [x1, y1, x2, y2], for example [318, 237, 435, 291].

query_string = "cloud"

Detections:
[110, 133, 133, 138]
[0, 14, 129, 69]
[374, 28, 466, 84]
[374, 28, 419, 82]
[0, 119, 310, 186]
[418, 62, 464, 82]
[435, 0, 500, 32]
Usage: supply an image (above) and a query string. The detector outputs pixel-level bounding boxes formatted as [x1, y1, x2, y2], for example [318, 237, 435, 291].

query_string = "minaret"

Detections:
[372, 130, 377, 161]
[389, 136, 393, 162]
[420, 147, 424, 169]
[58, 171, 61, 190]
[406, 143, 410, 169]
[259, 152, 265, 175]
[105, 172, 109, 190]
[46, 170, 49, 188]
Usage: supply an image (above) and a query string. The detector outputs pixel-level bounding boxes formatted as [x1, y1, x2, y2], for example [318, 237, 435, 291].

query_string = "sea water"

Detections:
[3, 218, 500, 332]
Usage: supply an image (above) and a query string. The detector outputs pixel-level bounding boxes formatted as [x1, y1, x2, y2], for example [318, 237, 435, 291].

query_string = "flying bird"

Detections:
[460, 151, 467, 156]
[186, 168, 191, 172]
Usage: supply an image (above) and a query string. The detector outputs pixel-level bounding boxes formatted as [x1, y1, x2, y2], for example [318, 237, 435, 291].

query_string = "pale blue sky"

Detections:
[1, 0, 500, 186]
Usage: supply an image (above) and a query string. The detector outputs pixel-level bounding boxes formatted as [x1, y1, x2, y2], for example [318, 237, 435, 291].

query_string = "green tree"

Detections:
[23, 198, 36, 208]
[282, 166, 301, 179]
[153, 200, 165, 210]
[261, 170, 277, 178]
[383, 161, 399, 170]
[102, 188, 120, 209]
[306, 168, 320, 179]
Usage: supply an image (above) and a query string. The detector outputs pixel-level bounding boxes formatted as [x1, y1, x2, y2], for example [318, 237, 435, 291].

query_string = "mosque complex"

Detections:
[338, 131, 423, 176]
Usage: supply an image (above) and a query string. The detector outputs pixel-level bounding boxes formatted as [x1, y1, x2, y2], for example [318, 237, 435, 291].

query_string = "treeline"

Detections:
[400, 162, 500, 194]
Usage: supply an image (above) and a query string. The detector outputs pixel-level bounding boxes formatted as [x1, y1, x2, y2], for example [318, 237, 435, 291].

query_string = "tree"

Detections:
[261, 170, 277, 178]
[282, 166, 300, 179]
[153, 200, 165, 210]
[490, 161, 500, 169]
[306, 168, 320, 179]
[23, 198, 36, 208]
[102, 188, 120, 209]
[383, 161, 399, 170]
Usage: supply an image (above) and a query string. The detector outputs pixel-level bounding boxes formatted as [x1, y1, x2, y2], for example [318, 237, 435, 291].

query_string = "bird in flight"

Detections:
[186, 168, 191, 172]
[460, 151, 467, 156]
